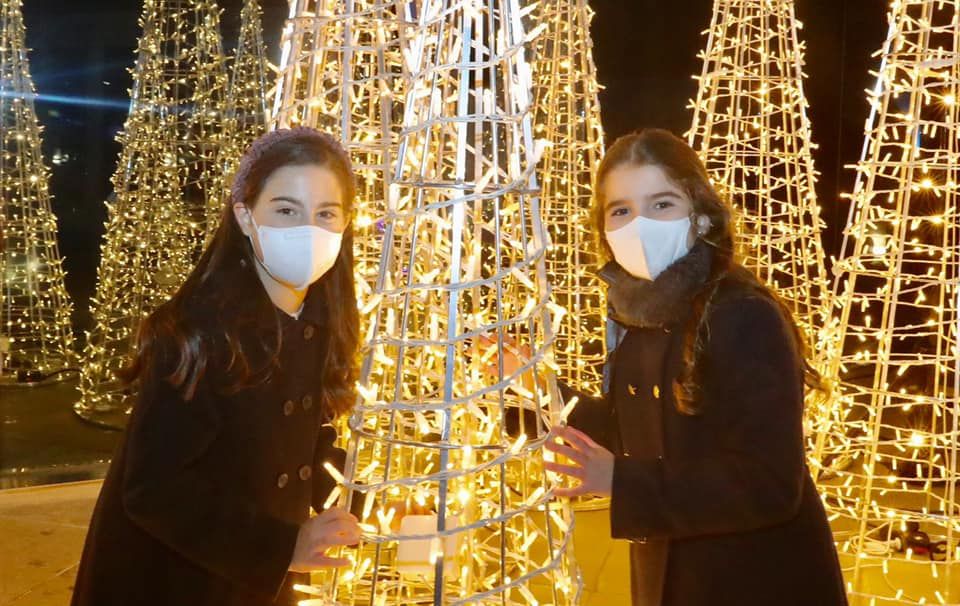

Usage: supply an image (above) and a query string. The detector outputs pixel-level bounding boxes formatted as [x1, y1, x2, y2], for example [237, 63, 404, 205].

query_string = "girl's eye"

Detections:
[277, 207, 296, 216]
[653, 200, 674, 211]
[610, 207, 627, 217]
[318, 210, 337, 220]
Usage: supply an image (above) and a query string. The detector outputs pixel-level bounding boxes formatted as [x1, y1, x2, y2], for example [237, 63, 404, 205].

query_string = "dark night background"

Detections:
[18, 0, 888, 338]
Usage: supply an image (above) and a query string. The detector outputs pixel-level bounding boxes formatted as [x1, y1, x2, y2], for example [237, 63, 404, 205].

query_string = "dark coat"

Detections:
[71, 292, 345, 606]
[565, 276, 847, 606]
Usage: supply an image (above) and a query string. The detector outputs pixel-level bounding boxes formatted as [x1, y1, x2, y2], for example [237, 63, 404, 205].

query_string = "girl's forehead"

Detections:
[260, 165, 342, 195]
[605, 164, 684, 195]
[264, 163, 337, 183]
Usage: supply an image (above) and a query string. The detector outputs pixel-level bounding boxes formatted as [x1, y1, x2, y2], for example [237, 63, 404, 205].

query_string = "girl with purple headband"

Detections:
[72, 127, 363, 606]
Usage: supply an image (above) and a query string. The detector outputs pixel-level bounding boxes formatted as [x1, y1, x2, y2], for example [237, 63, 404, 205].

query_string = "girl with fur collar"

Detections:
[542, 129, 847, 605]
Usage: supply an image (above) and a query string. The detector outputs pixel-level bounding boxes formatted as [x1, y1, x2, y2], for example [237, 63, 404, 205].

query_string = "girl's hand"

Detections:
[544, 426, 615, 497]
[477, 333, 530, 378]
[477, 334, 541, 395]
[289, 507, 360, 572]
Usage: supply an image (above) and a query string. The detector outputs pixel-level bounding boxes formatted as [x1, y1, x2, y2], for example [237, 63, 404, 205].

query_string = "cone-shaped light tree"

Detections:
[294, 1, 581, 604]
[75, 0, 229, 425]
[812, 2, 960, 603]
[529, 0, 606, 397]
[0, 0, 75, 380]
[687, 0, 828, 348]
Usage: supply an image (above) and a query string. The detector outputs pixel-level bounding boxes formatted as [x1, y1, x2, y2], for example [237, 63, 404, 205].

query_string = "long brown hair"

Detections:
[592, 128, 824, 414]
[120, 131, 360, 418]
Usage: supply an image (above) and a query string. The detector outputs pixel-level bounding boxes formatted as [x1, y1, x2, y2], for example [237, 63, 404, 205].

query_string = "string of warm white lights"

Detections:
[686, 0, 828, 353]
[295, 1, 581, 604]
[529, 0, 606, 398]
[205, 0, 270, 242]
[229, 0, 269, 150]
[75, 0, 230, 425]
[0, 0, 75, 381]
[270, 0, 412, 319]
[811, 1, 960, 603]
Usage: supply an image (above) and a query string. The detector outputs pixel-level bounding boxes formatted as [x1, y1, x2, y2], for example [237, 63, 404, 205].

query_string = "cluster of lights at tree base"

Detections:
[529, 0, 606, 398]
[295, 0, 581, 604]
[811, 1, 960, 603]
[0, 0, 75, 380]
[75, 0, 229, 423]
[686, 0, 829, 355]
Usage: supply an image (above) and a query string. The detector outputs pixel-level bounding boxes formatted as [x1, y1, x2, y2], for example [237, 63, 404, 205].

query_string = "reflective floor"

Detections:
[0, 378, 119, 490]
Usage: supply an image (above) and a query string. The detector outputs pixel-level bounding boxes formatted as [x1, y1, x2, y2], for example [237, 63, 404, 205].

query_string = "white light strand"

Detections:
[296, 1, 581, 604]
[812, 1, 960, 603]
[529, 0, 606, 398]
[687, 0, 829, 355]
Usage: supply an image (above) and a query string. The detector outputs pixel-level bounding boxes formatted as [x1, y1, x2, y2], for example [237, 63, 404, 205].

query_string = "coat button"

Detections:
[283, 400, 296, 416]
[653, 385, 661, 399]
[298, 465, 312, 481]
[303, 324, 315, 340]
[277, 473, 289, 488]
[302, 394, 313, 410]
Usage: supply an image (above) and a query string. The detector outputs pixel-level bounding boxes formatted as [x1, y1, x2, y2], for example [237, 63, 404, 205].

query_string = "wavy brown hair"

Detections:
[592, 128, 823, 414]
[120, 131, 360, 419]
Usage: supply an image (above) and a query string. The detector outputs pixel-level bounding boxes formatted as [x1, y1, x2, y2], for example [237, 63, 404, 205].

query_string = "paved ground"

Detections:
[0, 481, 101, 606]
[0, 481, 631, 606]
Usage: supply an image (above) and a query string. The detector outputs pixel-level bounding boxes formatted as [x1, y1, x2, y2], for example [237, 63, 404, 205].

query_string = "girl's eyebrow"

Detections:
[269, 196, 304, 207]
[604, 198, 628, 210]
[645, 190, 683, 200]
[271, 197, 341, 209]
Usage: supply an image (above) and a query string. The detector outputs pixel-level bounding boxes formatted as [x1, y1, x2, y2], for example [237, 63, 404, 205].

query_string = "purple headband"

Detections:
[229, 126, 352, 206]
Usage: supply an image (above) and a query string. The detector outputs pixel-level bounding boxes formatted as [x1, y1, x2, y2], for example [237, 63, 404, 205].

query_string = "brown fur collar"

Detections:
[603, 241, 713, 328]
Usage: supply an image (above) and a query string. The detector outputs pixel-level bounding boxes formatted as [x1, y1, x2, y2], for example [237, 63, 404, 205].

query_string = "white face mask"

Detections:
[247, 215, 343, 291]
[605, 215, 693, 280]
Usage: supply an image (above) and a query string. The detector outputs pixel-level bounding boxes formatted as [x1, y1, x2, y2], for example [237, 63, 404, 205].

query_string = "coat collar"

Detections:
[276, 282, 327, 328]
[603, 241, 713, 329]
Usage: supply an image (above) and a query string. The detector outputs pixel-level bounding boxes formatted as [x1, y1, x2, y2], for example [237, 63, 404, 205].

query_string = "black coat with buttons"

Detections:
[71, 291, 344, 606]
[565, 276, 847, 606]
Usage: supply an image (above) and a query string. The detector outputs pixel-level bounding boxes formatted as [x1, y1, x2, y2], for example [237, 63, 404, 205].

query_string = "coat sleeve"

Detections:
[121, 349, 300, 597]
[609, 295, 806, 540]
[558, 381, 616, 452]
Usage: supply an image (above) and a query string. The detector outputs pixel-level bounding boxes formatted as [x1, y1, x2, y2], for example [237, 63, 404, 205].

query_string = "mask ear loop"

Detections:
[242, 206, 259, 233]
[241, 207, 269, 271]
